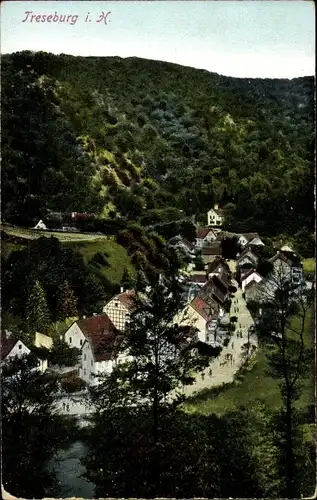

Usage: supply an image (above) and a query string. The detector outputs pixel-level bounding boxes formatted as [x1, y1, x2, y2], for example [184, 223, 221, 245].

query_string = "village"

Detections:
[1, 203, 309, 419]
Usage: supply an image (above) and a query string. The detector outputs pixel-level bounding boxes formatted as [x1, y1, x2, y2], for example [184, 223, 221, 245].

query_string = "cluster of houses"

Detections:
[2, 204, 308, 389]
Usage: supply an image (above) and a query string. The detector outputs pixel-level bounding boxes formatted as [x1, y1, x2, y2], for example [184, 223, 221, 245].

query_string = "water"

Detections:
[50, 440, 95, 498]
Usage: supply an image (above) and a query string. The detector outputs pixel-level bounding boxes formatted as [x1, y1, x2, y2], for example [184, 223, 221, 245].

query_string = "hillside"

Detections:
[1, 51, 315, 236]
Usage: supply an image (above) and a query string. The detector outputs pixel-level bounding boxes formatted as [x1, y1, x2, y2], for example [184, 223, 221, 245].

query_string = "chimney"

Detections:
[120, 286, 124, 294]
[214, 204, 218, 210]
[83, 315, 86, 319]
[93, 312, 97, 316]
[5, 329, 12, 339]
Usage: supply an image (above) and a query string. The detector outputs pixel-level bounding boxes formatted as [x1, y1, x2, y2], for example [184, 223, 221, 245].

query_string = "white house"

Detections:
[238, 233, 264, 248]
[34, 219, 47, 230]
[207, 204, 225, 227]
[103, 289, 135, 331]
[237, 249, 259, 268]
[1, 331, 44, 372]
[1, 331, 31, 362]
[63, 314, 132, 385]
[195, 228, 217, 248]
[34, 332, 53, 372]
[175, 296, 217, 344]
[241, 270, 263, 292]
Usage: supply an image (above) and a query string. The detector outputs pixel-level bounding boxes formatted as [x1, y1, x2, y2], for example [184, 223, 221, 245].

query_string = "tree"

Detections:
[49, 339, 80, 368]
[2, 354, 77, 497]
[26, 280, 51, 333]
[252, 264, 313, 497]
[56, 280, 78, 320]
[85, 257, 220, 494]
[221, 235, 242, 260]
[121, 266, 135, 290]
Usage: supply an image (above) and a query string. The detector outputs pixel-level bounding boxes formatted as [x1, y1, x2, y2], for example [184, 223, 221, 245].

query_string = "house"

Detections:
[188, 273, 207, 287]
[195, 227, 217, 248]
[175, 297, 217, 344]
[1, 331, 31, 362]
[34, 332, 53, 372]
[241, 270, 263, 292]
[63, 314, 131, 385]
[269, 251, 303, 285]
[103, 289, 135, 331]
[201, 241, 222, 264]
[236, 248, 259, 268]
[169, 236, 196, 259]
[244, 280, 260, 301]
[198, 276, 228, 316]
[34, 219, 47, 230]
[207, 258, 231, 280]
[238, 233, 264, 248]
[1, 330, 44, 372]
[71, 212, 96, 220]
[207, 204, 225, 227]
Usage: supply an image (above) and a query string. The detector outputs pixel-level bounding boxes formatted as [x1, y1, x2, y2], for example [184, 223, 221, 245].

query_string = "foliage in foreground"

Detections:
[2, 355, 78, 498]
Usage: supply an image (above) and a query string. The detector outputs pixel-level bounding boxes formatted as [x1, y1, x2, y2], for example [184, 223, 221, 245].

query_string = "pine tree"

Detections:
[56, 280, 78, 321]
[26, 280, 51, 333]
[121, 267, 134, 290]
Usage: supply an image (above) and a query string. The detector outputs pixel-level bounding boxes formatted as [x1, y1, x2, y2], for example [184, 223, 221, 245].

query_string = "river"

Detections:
[49, 440, 95, 498]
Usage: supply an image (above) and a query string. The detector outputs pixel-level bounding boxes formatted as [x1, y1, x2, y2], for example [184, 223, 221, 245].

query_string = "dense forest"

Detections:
[1, 50, 315, 236]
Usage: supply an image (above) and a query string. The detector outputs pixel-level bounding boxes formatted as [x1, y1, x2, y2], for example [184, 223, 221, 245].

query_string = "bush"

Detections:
[60, 374, 87, 393]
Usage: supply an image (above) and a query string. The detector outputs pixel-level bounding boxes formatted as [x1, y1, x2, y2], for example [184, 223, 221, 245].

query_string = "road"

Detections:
[180, 281, 256, 397]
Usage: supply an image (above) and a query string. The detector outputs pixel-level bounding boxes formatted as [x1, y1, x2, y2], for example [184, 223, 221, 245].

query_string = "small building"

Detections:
[176, 296, 217, 344]
[103, 289, 135, 331]
[207, 258, 231, 280]
[241, 270, 263, 292]
[207, 204, 225, 227]
[238, 233, 264, 248]
[237, 248, 259, 268]
[195, 227, 217, 248]
[201, 241, 222, 264]
[63, 314, 131, 385]
[34, 332, 53, 372]
[1, 330, 45, 372]
[34, 219, 47, 230]
[188, 273, 207, 287]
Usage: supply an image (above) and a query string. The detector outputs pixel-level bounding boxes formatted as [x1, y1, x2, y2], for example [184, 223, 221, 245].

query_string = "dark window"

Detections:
[69, 337, 72, 344]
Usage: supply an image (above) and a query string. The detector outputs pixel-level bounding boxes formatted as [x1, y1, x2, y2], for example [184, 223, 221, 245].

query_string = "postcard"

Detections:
[1, 1, 315, 499]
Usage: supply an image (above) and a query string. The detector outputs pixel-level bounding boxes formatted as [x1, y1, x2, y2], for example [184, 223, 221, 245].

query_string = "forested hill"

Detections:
[2, 50, 314, 236]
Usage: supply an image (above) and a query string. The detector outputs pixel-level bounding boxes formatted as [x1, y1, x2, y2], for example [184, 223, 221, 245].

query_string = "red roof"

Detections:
[190, 297, 214, 321]
[197, 227, 214, 239]
[202, 242, 222, 255]
[1, 333, 18, 360]
[189, 274, 207, 284]
[77, 315, 123, 362]
[117, 291, 136, 310]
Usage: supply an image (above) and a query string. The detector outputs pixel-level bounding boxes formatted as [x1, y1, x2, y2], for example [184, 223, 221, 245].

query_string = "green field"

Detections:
[1, 225, 134, 286]
[185, 309, 314, 416]
[65, 239, 135, 285]
[1, 224, 108, 242]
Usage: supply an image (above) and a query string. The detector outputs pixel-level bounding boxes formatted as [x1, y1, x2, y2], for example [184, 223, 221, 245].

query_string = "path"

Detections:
[180, 280, 256, 397]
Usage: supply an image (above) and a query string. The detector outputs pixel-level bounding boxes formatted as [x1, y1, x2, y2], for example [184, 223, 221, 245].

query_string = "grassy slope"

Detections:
[1, 225, 134, 286]
[303, 258, 316, 272]
[64, 239, 135, 284]
[185, 309, 314, 416]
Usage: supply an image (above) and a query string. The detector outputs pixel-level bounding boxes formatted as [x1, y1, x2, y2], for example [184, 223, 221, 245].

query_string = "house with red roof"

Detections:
[175, 296, 218, 344]
[64, 314, 131, 385]
[103, 288, 136, 331]
[195, 227, 217, 248]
